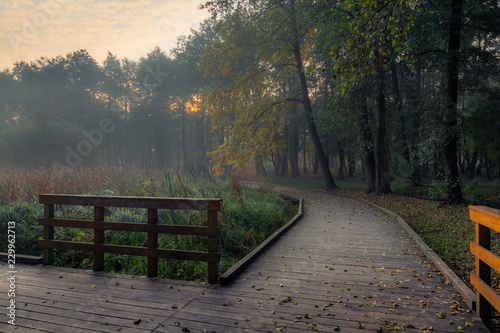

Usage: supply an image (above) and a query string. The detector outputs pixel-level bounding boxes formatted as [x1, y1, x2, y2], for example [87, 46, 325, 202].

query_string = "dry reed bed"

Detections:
[0, 168, 158, 204]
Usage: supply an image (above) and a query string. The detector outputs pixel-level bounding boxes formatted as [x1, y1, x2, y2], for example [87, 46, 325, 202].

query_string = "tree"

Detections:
[331, 0, 415, 194]
[442, 0, 464, 204]
[0, 70, 21, 129]
[172, 23, 215, 172]
[408, 0, 499, 202]
[202, 0, 337, 190]
[133, 47, 175, 168]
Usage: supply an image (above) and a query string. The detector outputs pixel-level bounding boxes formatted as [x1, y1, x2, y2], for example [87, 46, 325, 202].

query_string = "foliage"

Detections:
[200, 0, 337, 189]
[331, 0, 417, 83]
[0, 202, 42, 256]
[0, 0, 499, 198]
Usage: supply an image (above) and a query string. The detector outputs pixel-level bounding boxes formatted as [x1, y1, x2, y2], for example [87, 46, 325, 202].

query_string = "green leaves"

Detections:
[331, 0, 417, 83]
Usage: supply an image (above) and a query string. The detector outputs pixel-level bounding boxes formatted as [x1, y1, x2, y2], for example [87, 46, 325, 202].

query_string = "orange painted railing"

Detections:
[469, 205, 500, 325]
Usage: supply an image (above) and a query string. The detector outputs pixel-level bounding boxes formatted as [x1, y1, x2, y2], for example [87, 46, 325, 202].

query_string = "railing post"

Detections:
[207, 209, 219, 284]
[147, 208, 159, 278]
[476, 221, 492, 325]
[94, 206, 105, 271]
[42, 204, 54, 266]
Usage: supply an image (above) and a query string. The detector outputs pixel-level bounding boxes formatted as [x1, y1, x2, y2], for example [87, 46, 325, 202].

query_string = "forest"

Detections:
[0, 0, 498, 204]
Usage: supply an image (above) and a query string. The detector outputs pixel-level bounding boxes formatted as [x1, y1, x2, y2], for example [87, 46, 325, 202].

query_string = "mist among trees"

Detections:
[0, 0, 499, 204]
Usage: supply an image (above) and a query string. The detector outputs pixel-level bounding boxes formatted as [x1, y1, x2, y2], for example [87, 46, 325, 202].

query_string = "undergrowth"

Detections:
[0, 168, 294, 282]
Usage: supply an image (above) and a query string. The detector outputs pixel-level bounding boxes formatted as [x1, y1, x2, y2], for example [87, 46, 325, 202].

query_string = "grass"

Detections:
[0, 168, 295, 282]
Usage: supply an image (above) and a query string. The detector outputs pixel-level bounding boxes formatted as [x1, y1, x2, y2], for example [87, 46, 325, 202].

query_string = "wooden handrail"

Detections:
[38, 194, 222, 284]
[39, 194, 222, 210]
[470, 205, 500, 326]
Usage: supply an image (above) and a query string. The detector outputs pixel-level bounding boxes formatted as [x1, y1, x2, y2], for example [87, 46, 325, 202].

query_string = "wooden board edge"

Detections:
[219, 198, 303, 286]
[0, 252, 43, 265]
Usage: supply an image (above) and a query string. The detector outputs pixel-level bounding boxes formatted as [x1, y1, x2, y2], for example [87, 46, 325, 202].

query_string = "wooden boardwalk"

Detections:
[0, 190, 489, 332]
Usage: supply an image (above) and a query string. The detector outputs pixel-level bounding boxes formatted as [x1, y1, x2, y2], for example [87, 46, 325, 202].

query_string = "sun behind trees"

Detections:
[0, 0, 498, 200]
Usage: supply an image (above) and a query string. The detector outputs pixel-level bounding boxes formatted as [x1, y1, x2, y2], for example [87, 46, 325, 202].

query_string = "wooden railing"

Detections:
[469, 205, 500, 325]
[38, 194, 222, 284]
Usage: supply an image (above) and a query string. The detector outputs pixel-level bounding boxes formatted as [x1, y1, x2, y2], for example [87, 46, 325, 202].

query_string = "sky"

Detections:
[0, 0, 210, 70]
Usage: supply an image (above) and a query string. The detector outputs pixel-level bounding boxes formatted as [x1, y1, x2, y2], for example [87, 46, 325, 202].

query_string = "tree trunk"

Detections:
[271, 152, 280, 176]
[290, 0, 336, 190]
[391, 66, 422, 185]
[255, 155, 267, 177]
[313, 153, 319, 174]
[348, 151, 355, 178]
[337, 141, 345, 181]
[302, 129, 308, 174]
[497, 157, 500, 183]
[359, 95, 376, 193]
[289, 103, 300, 177]
[468, 149, 478, 179]
[279, 149, 288, 177]
[460, 151, 467, 175]
[443, 0, 464, 204]
[375, 71, 392, 195]
[181, 104, 188, 171]
[485, 157, 493, 180]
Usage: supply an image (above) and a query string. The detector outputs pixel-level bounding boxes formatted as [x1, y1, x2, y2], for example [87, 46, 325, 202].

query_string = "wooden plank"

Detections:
[4, 302, 159, 331]
[147, 208, 158, 278]
[9, 280, 198, 307]
[0, 287, 182, 315]
[471, 241, 500, 274]
[470, 205, 500, 232]
[471, 271, 500, 312]
[39, 218, 220, 236]
[0, 252, 42, 264]
[475, 221, 492, 324]
[94, 206, 105, 271]
[38, 239, 220, 262]
[2, 306, 152, 332]
[6, 282, 198, 312]
[0, 320, 41, 332]
[207, 210, 218, 284]
[171, 297, 457, 331]
[7, 264, 206, 294]
[42, 203, 54, 266]
[0, 317, 108, 333]
[39, 194, 222, 211]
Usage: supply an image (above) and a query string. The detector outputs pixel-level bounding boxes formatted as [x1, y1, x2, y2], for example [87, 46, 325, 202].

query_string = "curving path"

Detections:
[0, 189, 490, 332]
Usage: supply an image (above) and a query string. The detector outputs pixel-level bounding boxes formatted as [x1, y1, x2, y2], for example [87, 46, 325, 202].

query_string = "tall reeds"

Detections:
[0, 167, 168, 204]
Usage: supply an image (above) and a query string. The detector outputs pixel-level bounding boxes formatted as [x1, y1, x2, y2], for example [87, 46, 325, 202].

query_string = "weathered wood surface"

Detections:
[1, 191, 489, 332]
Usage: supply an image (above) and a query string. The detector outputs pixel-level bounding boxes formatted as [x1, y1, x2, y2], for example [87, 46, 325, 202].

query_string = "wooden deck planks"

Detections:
[0, 191, 490, 332]
[0, 263, 207, 332]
